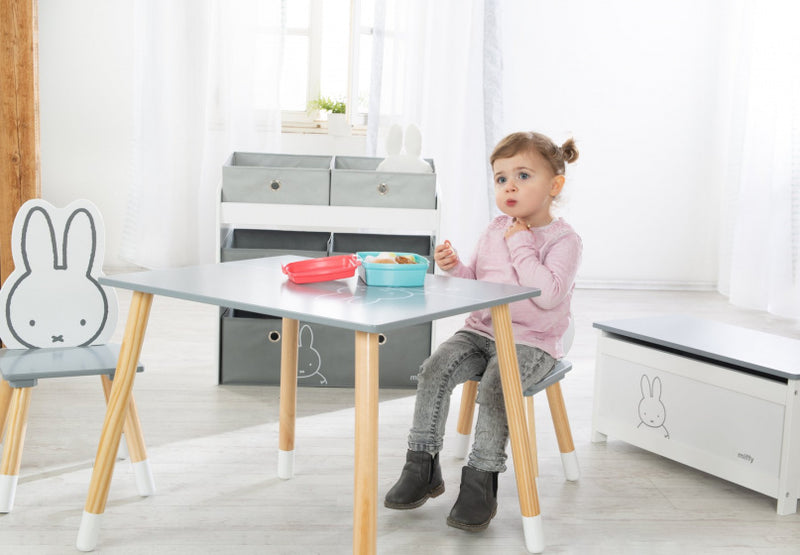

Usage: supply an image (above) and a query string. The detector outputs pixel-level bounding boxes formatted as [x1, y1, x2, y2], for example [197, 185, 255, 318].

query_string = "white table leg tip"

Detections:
[561, 450, 580, 481]
[522, 514, 544, 553]
[76, 511, 101, 552]
[591, 429, 607, 443]
[454, 432, 471, 459]
[0, 474, 19, 513]
[133, 459, 156, 496]
[278, 449, 294, 480]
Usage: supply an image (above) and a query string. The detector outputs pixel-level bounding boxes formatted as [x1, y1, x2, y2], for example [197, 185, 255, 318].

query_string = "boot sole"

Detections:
[384, 483, 445, 510]
[445, 505, 498, 531]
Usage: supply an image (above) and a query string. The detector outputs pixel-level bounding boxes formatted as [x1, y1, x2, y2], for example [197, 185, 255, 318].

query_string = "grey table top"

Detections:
[100, 256, 541, 333]
[594, 314, 800, 380]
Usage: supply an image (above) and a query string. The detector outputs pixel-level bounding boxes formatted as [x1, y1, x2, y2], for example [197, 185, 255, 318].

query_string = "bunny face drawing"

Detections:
[637, 374, 670, 438]
[0, 200, 117, 349]
[297, 324, 327, 385]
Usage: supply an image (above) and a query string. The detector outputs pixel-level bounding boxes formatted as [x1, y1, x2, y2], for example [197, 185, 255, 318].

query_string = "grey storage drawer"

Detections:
[330, 232, 434, 269]
[330, 156, 436, 209]
[222, 152, 332, 205]
[221, 229, 330, 261]
[219, 309, 430, 388]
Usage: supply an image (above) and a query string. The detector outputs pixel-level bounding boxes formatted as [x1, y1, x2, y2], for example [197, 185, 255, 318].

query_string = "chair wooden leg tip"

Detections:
[0, 474, 18, 513]
[278, 449, 294, 480]
[560, 450, 580, 481]
[522, 514, 544, 553]
[133, 459, 156, 496]
[76, 510, 102, 552]
[453, 432, 471, 459]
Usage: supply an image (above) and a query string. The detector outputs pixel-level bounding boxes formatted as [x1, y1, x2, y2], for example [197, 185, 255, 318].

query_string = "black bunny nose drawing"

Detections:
[51, 335, 64, 343]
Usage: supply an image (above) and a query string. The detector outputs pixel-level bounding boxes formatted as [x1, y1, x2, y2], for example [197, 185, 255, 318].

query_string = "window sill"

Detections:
[281, 120, 367, 136]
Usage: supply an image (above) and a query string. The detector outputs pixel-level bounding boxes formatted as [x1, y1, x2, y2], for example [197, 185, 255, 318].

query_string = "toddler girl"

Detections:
[384, 131, 582, 531]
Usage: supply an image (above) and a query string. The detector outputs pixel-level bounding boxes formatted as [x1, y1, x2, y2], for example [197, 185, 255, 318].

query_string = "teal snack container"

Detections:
[356, 252, 429, 287]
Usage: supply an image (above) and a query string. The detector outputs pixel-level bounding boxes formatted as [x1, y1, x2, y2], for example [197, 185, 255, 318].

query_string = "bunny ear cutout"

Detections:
[63, 208, 98, 274]
[18, 204, 58, 272]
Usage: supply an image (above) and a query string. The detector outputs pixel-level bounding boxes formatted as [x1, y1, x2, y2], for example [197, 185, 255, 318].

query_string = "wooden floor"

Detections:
[1, 288, 800, 554]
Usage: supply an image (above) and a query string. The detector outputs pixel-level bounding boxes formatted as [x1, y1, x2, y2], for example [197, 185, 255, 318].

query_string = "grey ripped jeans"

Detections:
[408, 330, 556, 473]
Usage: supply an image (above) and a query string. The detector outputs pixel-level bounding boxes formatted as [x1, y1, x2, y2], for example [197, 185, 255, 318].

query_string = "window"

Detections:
[253, 0, 379, 133]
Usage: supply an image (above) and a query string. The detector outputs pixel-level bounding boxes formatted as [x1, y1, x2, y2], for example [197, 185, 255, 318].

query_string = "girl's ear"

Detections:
[550, 175, 566, 197]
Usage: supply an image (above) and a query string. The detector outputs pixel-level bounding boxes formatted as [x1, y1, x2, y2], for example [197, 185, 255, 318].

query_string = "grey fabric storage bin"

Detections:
[330, 156, 436, 209]
[221, 229, 330, 262]
[330, 232, 434, 270]
[222, 152, 332, 205]
[219, 309, 429, 388]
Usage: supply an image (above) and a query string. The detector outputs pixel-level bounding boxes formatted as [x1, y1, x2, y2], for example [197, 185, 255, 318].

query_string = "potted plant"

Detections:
[307, 96, 350, 136]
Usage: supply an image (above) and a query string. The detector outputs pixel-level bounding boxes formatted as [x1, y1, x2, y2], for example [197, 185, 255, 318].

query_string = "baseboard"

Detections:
[576, 279, 717, 292]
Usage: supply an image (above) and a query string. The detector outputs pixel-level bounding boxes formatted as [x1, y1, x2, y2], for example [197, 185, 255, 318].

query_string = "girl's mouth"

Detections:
[506, 200, 517, 207]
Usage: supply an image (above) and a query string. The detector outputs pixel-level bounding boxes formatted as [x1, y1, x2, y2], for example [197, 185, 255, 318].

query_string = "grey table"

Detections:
[76, 256, 544, 554]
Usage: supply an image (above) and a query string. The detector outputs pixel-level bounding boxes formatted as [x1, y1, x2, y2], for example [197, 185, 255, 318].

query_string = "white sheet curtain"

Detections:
[366, 0, 499, 262]
[121, 0, 283, 269]
[717, 0, 800, 317]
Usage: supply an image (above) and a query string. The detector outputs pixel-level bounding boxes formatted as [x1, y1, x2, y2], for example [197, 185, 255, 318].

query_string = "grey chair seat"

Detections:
[523, 359, 572, 397]
[0, 344, 143, 388]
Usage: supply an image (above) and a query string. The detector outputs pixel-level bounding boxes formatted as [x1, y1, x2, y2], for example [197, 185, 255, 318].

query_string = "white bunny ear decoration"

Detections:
[376, 124, 433, 174]
[0, 199, 118, 349]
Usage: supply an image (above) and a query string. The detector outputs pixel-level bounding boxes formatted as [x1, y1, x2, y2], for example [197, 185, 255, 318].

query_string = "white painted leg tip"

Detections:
[76, 511, 101, 552]
[0, 474, 19, 513]
[117, 438, 129, 460]
[561, 450, 580, 481]
[454, 432, 471, 459]
[522, 514, 544, 553]
[132, 459, 156, 496]
[278, 450, 294, 480]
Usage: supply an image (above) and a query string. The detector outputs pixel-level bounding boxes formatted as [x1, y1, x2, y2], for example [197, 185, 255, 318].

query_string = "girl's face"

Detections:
[493, 150, 565, 228]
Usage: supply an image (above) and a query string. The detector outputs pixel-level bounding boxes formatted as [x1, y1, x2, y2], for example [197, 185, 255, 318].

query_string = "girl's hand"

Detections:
[505, 218, 531, 238]
[434, 240, 458, 271]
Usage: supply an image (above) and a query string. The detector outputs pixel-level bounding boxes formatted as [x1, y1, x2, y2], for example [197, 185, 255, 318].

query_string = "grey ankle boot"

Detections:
[384, 450, 445, 509]
[446, 465, 498, 531]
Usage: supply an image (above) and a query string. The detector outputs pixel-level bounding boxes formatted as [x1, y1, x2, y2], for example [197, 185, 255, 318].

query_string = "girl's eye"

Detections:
[496, 176, 506, 185]
[519, 172, 530, 180]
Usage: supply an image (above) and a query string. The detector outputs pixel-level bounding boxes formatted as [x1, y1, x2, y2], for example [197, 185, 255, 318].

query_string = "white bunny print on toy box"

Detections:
[0, 199, 117, 349]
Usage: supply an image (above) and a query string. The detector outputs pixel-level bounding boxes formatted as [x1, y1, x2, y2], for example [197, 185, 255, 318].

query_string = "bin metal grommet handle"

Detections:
[378, 333, 387, 345]
[269, 179, 281, 191]
[268, 330, 281, 343]
[377, 183, 389, 195]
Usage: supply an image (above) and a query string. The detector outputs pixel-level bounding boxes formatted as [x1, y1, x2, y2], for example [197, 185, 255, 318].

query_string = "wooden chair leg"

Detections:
[0, 386, 32, 512]
[545, 382, 579, 481]
[0, 379, 12, 446]
[455, 380, 479, 459]
[525, 395, 539, 479]
[100, 375, 155, 496]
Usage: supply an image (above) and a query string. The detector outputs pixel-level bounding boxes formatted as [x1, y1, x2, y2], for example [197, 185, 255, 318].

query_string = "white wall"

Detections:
[38, 1, 727, 288]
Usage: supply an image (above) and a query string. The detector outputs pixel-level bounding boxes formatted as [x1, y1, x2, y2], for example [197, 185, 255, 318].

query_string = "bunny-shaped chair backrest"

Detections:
[0, 199, 118, 349]
[376, 123, 434, 174]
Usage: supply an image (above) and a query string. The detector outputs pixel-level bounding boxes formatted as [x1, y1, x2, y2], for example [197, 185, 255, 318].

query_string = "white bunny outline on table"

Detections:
[637, 374, 670, 439]
[0, 200, 116, 349]
[319, 284, 416, 305]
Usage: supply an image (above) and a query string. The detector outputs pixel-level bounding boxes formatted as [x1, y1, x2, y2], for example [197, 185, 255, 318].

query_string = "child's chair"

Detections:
[0, 199, 155, 512]
[453, 318, 580, 485]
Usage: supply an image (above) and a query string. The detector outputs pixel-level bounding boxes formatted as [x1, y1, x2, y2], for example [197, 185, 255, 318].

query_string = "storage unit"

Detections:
[592, 315, 800, 515]
[216, 152, 440, 388]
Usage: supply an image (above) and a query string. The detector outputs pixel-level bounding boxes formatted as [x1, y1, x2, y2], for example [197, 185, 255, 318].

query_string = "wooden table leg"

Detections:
[354, 331, 379, 555]
[455, 380, 479, 459]
[278, 318, 299, 479]
[490, 304, 543, 554]
[76, 291, 153, 552]
[0, 379, 12, 446]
